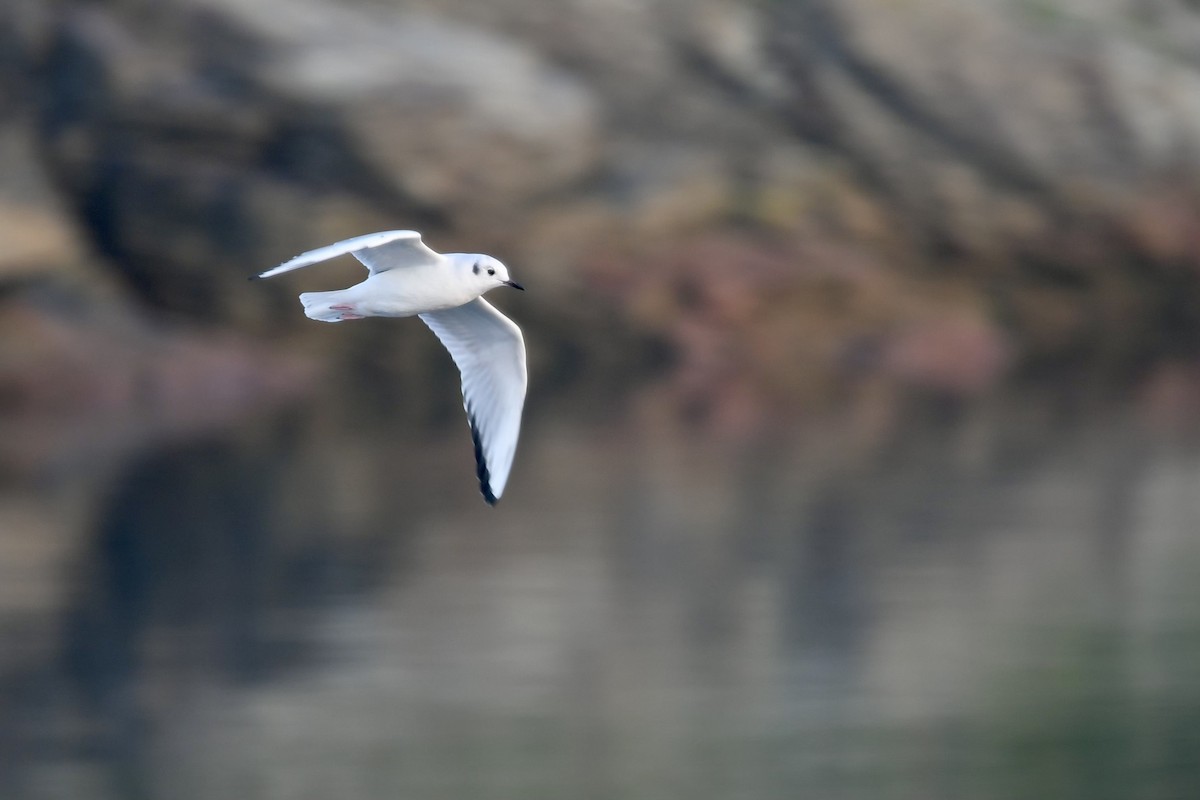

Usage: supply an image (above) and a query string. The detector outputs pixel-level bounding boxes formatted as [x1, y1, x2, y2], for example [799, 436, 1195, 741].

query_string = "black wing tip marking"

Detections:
[247, 274, 262, 281]
[470, 415, 499, 506]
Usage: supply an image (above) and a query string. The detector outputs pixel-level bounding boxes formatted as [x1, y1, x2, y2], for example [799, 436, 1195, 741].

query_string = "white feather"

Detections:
[420, 299, 527, 503]
[254, 230, 441, 279]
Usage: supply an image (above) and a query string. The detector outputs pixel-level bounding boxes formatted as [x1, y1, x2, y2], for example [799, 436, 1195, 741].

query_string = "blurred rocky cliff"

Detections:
[5, 0, 1200, 425]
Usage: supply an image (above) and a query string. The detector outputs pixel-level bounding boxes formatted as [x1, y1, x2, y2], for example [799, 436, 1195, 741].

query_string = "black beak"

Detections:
[505, 280, 525, 291]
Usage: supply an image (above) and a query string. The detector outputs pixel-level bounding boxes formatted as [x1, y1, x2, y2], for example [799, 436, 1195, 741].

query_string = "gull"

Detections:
[252, 230, 526, 505]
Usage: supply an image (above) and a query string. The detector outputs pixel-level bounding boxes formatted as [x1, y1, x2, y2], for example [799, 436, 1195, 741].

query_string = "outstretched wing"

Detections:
[420, 298, 527, 505]
[252, 230, 442, 280]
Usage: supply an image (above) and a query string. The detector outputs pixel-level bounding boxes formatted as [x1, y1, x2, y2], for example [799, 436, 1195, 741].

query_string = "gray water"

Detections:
[1, 378, 1199, 799]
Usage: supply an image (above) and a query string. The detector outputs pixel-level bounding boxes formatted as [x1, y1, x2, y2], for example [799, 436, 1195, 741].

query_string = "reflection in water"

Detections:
[1, 382, 1199, 799]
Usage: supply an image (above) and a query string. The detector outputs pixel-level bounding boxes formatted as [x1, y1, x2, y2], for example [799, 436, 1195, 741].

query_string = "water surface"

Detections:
[1, 379, 1198, 799]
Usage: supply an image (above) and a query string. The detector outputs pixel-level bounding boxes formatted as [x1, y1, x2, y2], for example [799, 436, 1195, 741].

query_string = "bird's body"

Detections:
[252, 230, 527, 505]
[299, 265, 472, 319]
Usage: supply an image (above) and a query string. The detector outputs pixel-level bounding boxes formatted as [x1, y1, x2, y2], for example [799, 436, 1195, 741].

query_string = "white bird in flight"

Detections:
[252, 230, 527, 505]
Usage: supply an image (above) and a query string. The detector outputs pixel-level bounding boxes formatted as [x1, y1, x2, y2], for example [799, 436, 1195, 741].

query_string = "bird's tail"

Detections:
[299, 290, 354, 323]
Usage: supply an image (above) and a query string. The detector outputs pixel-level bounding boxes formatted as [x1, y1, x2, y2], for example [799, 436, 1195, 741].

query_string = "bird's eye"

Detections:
[487, 268, 495, 276]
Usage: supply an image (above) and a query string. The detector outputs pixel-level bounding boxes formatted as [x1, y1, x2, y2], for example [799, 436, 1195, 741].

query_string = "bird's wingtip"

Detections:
[470, 416, 500, 506]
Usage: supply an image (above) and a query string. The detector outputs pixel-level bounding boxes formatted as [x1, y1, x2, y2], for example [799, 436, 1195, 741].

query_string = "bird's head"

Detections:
[459, 254, 524, 293]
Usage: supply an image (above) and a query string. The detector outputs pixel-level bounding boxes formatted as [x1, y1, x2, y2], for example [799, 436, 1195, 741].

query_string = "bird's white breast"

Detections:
[356, 265, 479, 317]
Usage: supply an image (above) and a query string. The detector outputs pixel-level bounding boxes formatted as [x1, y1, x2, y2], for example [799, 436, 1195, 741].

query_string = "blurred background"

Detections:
[2, 0, 1200, 797]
